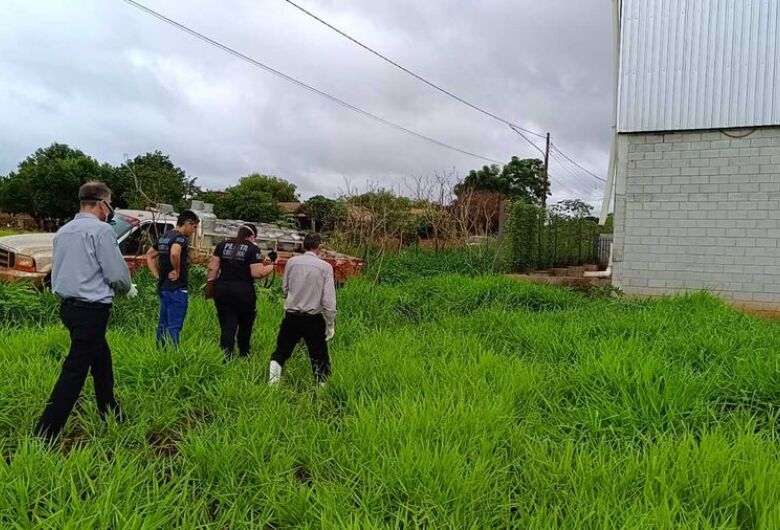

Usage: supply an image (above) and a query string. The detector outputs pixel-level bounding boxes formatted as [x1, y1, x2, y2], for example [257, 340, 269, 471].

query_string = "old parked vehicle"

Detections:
[0, 209, 178, 287]
[0, 204, 364, 288]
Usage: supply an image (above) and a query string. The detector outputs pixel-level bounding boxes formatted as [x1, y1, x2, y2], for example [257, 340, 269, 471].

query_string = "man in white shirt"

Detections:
[269, 233, 336, 385]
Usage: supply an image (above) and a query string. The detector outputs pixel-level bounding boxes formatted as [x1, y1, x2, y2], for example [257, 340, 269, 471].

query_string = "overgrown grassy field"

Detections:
[0, 229, 20, 237]
[2, 252, 780, 527]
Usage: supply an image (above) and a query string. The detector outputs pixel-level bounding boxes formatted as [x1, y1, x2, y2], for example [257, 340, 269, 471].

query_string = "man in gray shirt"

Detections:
[34, 181, 136, 443]
[269, 233, 336, 386]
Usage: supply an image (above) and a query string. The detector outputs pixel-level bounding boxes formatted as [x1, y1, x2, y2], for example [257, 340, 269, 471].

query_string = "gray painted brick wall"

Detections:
[613, 127, 780, 310]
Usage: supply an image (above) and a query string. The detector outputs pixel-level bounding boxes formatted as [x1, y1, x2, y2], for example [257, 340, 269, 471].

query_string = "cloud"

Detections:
[0, 0, 613, 202]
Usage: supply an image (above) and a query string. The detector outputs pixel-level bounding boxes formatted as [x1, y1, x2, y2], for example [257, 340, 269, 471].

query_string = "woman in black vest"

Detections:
[206, 224, 274, 360]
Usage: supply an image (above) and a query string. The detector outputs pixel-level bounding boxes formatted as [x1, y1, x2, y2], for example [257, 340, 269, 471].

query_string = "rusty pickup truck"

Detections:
[0, 207, 364, 288]
[0, 209, 179, 287]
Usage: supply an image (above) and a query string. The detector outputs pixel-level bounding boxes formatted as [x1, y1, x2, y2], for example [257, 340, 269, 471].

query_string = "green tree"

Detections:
[210, 174, 297, 222]
[454, 164, 505, 196]
[500, 157, 549, 206]
[0, 143, 113, 219]
[214, 190, 280, 223]
[0, 172, 33, 215]
[455, 157, 549, 206]
[195, 190, 224, 206]
[348, 190, 414, 211]
[301, 195, 346, 232]
[549, 199, 593, 218]
[601, 213, 614, 233]
[235, 174, 298, 202]
[116, 152, 196, 211]
[344, 190, 419, 247]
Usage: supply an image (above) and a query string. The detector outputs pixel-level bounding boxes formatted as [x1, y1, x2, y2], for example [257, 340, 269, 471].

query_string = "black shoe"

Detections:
[33, 422, 60, 446]
[100, 402, 125, 424]
[223, 348, 235, 363]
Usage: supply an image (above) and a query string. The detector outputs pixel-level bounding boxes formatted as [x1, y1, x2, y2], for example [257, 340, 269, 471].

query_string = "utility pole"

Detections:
[543, 132, 551, 209]
[537, 132, 551, 268]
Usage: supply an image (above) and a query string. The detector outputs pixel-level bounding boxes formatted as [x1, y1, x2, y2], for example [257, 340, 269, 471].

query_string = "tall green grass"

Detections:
[2, 266, 780, 527]
[366, 245, 500, 284]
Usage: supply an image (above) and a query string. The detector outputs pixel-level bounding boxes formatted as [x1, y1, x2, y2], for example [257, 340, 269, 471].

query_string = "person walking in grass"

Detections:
[35, 181, 137, 443]
[146, 210, 199, 348]
[269, 233, 336, 386]
[206, 223, 275, 361]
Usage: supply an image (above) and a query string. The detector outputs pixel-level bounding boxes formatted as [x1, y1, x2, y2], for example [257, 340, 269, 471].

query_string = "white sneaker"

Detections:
[269, 361, 282, 385]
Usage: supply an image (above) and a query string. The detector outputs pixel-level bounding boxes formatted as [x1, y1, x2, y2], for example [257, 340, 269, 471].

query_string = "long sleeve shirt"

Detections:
[282, 251, 337, 327]
[51, 212, 132, 304]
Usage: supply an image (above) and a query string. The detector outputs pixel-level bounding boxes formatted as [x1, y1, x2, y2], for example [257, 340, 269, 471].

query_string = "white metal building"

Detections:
[602, 0, 780, 312]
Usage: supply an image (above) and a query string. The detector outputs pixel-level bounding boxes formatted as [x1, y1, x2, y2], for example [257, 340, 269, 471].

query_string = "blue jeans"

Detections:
[157, 289, 188, 348]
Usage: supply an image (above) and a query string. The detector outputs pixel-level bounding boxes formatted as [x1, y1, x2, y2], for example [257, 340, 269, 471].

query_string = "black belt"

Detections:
[61, 298, 111, 309]
[286, 310, 320, 317]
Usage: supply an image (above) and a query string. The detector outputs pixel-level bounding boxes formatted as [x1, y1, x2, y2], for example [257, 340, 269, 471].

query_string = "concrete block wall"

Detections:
[613, 127, 780, 311]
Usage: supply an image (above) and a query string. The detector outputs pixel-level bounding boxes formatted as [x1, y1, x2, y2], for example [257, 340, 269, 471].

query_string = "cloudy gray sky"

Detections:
[0, 0, 613, 204]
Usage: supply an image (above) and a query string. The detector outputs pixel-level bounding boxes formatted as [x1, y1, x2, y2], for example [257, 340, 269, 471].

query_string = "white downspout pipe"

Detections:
[584, 243, 612, 278]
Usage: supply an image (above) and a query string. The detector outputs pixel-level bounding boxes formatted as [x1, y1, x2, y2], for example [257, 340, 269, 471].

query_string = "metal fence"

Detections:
[597, 234, 613, 271]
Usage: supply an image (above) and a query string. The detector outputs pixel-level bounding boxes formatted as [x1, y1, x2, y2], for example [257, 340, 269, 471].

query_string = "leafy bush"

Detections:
[505, 201, 544, 272]
[301, 195, 346, 232]
[546, 215, 600, 266]
[504, 200, 601, 272]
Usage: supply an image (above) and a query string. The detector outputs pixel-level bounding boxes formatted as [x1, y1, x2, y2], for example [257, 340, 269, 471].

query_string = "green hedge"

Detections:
[504, 202, 600, 273]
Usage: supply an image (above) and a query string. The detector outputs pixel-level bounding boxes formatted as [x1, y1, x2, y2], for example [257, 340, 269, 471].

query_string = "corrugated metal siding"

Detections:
[617, 0, 780, 132]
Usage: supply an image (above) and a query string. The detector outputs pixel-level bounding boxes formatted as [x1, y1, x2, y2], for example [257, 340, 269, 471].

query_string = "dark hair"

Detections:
[177, 210, 200, 227]
[303, 233, 322, 251]
[231, 223, 256, 258]
[78, 181, 111, 203]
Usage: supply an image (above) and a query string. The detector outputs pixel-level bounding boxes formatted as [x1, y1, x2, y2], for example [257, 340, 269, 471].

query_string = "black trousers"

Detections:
[35, 301, 119, 440]
[271, 312, 330, 382]
[214, 281, 256, 358]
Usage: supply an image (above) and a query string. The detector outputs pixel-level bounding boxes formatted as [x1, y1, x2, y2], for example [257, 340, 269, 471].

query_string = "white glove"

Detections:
[126, 283, 138, 299]
[325, 324, 335, 341]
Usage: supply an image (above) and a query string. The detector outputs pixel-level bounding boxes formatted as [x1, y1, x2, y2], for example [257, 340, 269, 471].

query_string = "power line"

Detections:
[549, 152, 596, 189]
[547, 172, 583, 189]
[545, 163, 598, 190]
[121, 0, 502, 165]
[281, 0, 545, 139]
[282, 0, 609, 188]
[550, 143, 606, 182]
[508, 125, 546, 157]
[505, 126, 598, 191]
[549, 150, 600, 188]
[547, 173, 598, 194]
[549, 145, 604, 185]
[512, 126, 607, 187]
[546, 174, 603, 210]
[552, 151, 605, 190]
